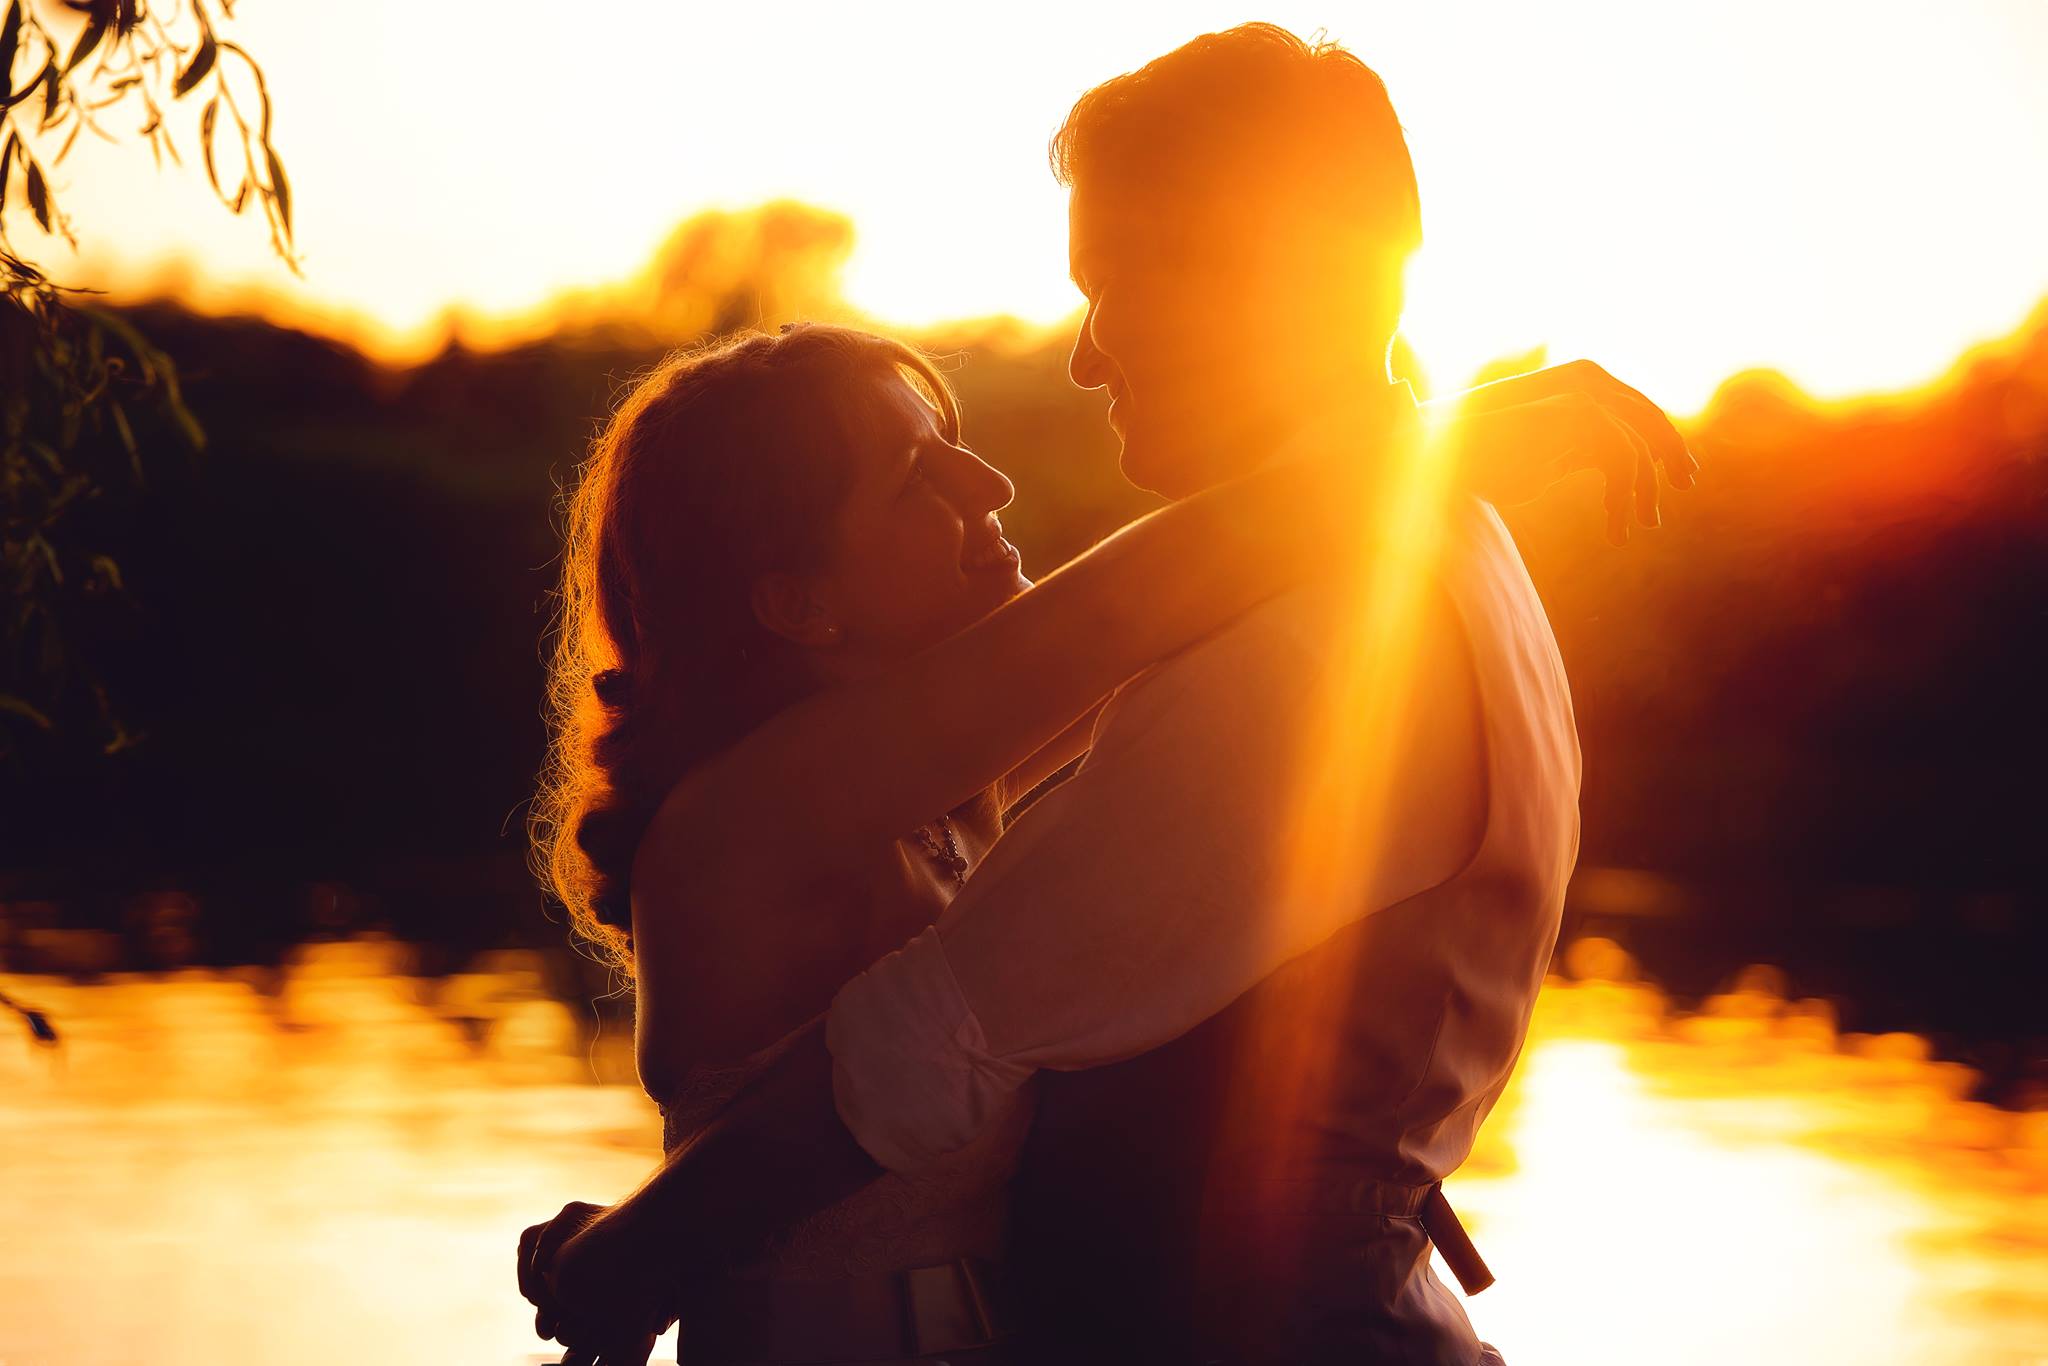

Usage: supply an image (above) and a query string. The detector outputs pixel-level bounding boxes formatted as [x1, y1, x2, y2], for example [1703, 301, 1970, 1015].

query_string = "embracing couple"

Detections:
[518, 22, 1693, 1366]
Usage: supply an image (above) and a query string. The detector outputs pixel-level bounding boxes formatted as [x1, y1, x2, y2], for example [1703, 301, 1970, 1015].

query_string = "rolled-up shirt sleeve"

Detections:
[826, 579, 1480, 1173]
[825, 924, 1035, 1173]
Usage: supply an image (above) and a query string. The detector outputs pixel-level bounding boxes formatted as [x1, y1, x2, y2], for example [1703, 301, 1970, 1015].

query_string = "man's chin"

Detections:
[1116, 433, 1170, 498]
[1119, 438, 1197, 501]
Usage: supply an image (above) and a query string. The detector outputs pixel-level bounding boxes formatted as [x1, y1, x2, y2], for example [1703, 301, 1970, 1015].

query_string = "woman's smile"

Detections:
[961, 515, 1021, 574]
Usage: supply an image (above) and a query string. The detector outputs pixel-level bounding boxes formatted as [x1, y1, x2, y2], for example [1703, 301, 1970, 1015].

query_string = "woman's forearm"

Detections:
[609, 1021, 877, 1285]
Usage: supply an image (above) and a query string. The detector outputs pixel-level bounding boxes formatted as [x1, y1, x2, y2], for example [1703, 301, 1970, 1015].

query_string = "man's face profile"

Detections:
[1066, 174, 1414, 502]
[1066, 183, 1319, 499]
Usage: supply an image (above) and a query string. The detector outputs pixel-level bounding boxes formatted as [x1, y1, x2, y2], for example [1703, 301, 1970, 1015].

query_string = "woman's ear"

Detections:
[750, 571, 843, 649]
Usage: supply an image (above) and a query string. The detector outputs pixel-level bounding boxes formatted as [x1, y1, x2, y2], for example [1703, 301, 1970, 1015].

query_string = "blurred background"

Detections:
[1, 2, 2043, 1363]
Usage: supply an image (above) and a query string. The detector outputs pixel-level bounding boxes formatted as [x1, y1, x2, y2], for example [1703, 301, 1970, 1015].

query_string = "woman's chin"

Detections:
[985, 563, 1031, 604]
[951, 567, 1028, 625]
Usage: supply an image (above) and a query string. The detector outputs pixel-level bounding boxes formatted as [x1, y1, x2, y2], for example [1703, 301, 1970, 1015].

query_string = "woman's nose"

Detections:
[941, 446, 1015, 514]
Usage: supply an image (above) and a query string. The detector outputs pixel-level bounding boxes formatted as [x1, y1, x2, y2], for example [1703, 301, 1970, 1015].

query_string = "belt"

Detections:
[1420, 1185, 1495, 1296]
[1208, 1176, 1495, 1297]
[682, 1255, 1015, 1364]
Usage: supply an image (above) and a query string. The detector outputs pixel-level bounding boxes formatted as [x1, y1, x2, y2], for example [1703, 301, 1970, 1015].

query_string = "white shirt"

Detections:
[826, 494, 1581, 1178]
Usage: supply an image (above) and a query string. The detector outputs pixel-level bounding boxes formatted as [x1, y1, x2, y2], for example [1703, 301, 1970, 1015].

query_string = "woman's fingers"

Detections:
[553, 1327, 656, 1366]
[1603, 473, 1629, 546]
[1566, 396, 1642, 546]
[1670, 440, 1701, 489]
[534, 1201, 603, 1282]
[1465, 358, 1699, 493]
[612, 1330, 660, 1366]
[1634, 448, 1661, 529]
[1564, 360, 1696, 483]
[518, 1222, 549, 1308]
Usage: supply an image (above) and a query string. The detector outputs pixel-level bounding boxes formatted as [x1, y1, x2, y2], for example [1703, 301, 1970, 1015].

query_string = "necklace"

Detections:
[914, 815, 969, 886]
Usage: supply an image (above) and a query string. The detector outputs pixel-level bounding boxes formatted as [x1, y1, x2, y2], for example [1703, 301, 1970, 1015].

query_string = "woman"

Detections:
[523, 322, 1688, 1364]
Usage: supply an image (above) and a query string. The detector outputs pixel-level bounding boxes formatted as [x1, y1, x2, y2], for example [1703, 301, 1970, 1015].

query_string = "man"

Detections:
[523, 24, 1691, 1365]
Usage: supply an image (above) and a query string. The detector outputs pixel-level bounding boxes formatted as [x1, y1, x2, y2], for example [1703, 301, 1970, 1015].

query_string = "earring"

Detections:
[823, 624, 843, 643]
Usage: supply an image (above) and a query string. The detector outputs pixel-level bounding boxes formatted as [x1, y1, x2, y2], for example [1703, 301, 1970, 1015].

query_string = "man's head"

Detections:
[1055, 23, 1422, 498]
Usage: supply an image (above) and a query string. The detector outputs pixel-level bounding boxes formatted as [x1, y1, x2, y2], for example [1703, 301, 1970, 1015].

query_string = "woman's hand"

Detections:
[518, 1199, 674, 1366]
[1433, 360, 1700, 544]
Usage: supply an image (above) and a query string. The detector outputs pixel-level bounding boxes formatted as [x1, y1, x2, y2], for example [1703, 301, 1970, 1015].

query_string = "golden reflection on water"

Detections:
[1, 936, 2043, 1366]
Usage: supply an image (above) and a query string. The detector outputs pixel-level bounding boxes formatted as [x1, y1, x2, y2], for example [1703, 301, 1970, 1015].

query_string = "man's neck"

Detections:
[1177, 377, 1416, 497]
[1279, 376, 1418, 451]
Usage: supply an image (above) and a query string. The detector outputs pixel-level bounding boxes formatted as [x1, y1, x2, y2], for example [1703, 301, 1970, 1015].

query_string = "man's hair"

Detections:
[1051, 22, 1421, 257]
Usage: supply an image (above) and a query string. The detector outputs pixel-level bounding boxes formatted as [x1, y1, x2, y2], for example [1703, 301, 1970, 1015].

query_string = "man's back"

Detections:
[1014, 497, 1582, 1364]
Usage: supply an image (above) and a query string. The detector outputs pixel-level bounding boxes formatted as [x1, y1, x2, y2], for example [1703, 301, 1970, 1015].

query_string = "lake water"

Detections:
[2, 936, 2043, 1365]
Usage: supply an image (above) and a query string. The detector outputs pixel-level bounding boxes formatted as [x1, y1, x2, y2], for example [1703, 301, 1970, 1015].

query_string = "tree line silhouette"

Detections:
[0, 203, 2041, 1093]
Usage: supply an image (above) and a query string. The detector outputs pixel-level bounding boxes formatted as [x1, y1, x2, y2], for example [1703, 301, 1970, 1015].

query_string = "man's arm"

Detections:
[523, 571, 1486, 1359]
[831, 569, 1487, 1170]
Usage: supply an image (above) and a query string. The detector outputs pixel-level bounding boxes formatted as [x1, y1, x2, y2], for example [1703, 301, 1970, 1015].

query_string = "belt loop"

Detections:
[957, 1256, 996, 1339]
[898, 1263, 922, 1355]
[1420, 1182, 1496, 1296]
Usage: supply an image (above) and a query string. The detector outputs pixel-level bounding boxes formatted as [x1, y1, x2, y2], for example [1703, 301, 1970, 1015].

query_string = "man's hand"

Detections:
[1434, 359, 1700, 545]
[518, 1199, 674, 1366]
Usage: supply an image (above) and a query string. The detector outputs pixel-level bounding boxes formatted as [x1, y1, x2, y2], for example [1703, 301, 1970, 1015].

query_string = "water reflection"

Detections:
[1, 936, 2042, 1365]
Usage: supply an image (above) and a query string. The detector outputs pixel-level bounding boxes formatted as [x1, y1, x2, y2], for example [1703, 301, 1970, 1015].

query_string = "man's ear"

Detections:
[750, 571, 841, 649]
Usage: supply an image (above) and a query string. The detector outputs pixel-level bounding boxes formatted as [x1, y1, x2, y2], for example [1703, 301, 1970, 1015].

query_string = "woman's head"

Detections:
[533, 323, 1027, 966]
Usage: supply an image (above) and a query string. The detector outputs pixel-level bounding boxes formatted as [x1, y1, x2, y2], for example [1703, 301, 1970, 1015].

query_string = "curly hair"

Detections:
[530, 323, 961, 969]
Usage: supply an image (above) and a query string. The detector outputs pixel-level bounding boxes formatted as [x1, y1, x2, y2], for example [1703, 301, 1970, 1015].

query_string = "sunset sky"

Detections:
[11, 0, 2048, 410]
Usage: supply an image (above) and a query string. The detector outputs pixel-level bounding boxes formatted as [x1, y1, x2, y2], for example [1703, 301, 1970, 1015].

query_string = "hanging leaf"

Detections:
[38, 58, 59, 130]
[0, 2, 21, 100]
[114, 0, 137, 39]
[221, 39, 271, 141]
[174, 23, 217, 97]
[108, 400, 141, 480]
[0, 694, 55, 731]
[26, 532, 61, 583]
[265, 143, 290, 238]
[65, 7, 107, 74]
[26, 157, 49, 231]
[1, 132, 15, 215]
[200, 96, 218, 192]
[1, 54, 48, 108]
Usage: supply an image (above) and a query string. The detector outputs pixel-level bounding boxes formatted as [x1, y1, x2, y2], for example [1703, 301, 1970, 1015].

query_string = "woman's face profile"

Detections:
[805, 375, 1029, 662]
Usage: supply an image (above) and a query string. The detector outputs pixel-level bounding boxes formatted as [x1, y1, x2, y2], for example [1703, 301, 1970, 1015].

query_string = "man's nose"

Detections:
[1068, 306, 1112, 391]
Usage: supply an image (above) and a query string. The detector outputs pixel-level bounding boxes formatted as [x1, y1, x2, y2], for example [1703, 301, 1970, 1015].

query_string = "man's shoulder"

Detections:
[1100, 583, 1340, 728]
[1089, 498, 1521, 757]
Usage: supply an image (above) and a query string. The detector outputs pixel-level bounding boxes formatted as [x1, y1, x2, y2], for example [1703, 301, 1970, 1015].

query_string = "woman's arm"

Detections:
[636, 406, 1415, 898]
[631, 419, 1403, 1074]
[637, 367, 1692, 899]
[992, 364, 1698, 807]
